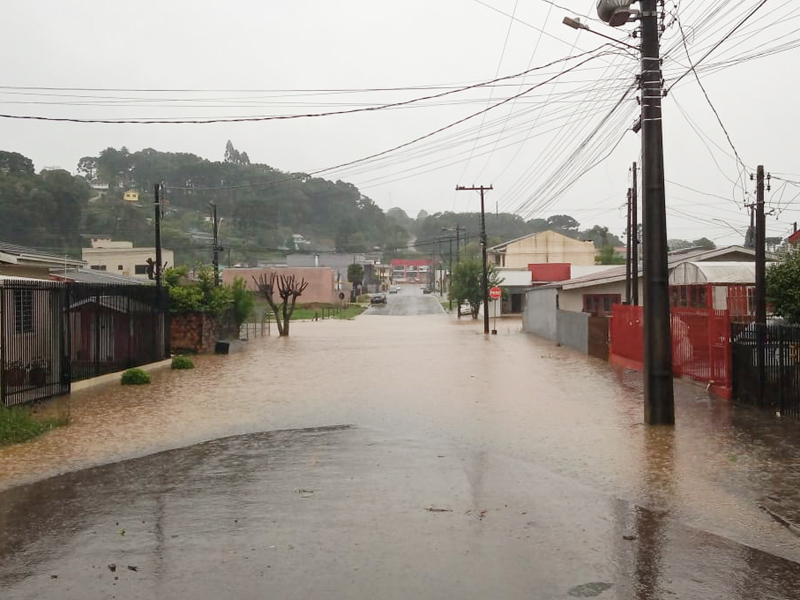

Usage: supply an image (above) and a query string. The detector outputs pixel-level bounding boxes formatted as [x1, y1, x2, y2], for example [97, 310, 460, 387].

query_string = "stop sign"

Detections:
[490, 286, 501, 300]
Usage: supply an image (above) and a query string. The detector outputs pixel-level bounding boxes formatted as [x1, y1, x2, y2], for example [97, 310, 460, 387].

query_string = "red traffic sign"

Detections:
[490, 286, 502, 300]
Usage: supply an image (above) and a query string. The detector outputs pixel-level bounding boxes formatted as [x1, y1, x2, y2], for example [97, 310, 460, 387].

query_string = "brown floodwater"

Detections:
[2, 308, 800, 565]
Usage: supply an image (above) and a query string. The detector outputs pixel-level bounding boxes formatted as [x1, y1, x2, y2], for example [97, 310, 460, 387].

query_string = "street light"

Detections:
[562, 16, 639, 51]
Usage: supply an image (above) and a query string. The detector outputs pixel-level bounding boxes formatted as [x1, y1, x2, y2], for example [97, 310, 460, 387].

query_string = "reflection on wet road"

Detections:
[1, 310, 800, 598]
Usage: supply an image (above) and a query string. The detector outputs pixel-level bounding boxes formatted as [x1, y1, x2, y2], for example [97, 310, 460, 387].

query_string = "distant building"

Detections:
[488, 230, 596, 268]
[123, 190, 139, 202]
[81, 239, 174, 280]
[390, 259, 431, 284]
[221, 267, 337, 304]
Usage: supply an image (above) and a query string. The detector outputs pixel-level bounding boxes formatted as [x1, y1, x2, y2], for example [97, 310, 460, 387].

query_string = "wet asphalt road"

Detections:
[2, 289, 800, 599]
[364, 285, 445, 316]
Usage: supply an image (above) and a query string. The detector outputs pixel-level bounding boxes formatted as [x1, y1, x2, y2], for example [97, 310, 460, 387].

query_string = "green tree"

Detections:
[692, 237, 716, 250]
[231, 277, 254, 327]
[347, 263, 364, 285]
[767, 247, 800, 323]
[596, 245, 625, 265]
[449, 258, 503, 319]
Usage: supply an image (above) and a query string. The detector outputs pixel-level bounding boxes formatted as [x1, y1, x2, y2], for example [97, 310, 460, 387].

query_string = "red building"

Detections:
[390, 259, 431, 284]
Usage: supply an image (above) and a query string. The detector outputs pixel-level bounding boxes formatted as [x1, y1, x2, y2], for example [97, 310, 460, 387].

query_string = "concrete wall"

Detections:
[497, 231, 596, 268]
[222, 267, 336, 304]
[523, 288, 558, 341]
[557, 310, 589, 354]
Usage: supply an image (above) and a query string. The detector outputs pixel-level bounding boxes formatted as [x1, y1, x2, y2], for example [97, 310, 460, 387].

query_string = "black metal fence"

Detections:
[731, 322, 800, 418]
[1, 281, 169, 407]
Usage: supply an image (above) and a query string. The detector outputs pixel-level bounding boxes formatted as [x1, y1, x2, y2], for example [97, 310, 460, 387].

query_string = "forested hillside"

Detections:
[0, 143, 701, 268]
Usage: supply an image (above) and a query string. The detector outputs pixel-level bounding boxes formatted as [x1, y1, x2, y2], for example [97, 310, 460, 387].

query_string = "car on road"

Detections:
[422, 287, 432, 294]
[370, 293, 387, 305]
[389, 286, 401, 294]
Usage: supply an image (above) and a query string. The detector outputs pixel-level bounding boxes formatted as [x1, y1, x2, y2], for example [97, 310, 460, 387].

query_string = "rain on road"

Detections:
[2, 287, 800, 599]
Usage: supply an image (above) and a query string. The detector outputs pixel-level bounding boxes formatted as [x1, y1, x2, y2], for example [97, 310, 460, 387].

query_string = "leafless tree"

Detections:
[252, 273, 309, 336]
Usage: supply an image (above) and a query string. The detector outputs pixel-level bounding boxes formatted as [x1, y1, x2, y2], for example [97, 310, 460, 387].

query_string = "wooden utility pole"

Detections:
[753, 165, 769, 405]
[631, 161, 639, 306]
[210, 202, 220, 287]
[626, 187, 633, 304]
[456, 185, 493, 334]
[640, 0, 673, 424]
[154, 183, 163, 292]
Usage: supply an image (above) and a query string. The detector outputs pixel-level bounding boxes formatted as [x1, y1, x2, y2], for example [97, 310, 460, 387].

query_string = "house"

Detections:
[553, 246, 757, 317]
[287, 252, 387, 291]
[81, 239, 175, 280]
[221, 267, 338, 304]
[0, 242, 85, 279]
[522, 245, 758, 354]
[487, 230, 596, 268]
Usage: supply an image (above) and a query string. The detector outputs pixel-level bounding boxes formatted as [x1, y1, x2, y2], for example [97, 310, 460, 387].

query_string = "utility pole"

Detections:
[625, 187, 632, 304]
[456, 185, 493, 335]
[154, 183, 163, 292]
[753, 165, 769, 405]
[639, 1, 673, 424]
[631, 161, 639, 306]
[448, 235, 453, 310]
[210, 202, 220, 287]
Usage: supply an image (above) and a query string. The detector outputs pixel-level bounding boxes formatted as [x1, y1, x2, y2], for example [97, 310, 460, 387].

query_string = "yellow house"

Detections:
[488, 230, 596, 268]
[123, 190, 139, 202]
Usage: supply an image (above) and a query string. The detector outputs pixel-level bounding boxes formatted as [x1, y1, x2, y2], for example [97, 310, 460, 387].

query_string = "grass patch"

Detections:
[121, 368, 152, 385]
[171, 356, 194, 370]
[252, 300, 366, 321]
[0, 406, 65, 447]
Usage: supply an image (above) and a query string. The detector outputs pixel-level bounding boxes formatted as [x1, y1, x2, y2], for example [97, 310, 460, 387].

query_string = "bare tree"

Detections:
[252, 273, 309, 336]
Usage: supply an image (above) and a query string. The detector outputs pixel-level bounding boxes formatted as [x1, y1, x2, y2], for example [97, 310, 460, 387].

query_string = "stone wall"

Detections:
[170, 309, 238, 354]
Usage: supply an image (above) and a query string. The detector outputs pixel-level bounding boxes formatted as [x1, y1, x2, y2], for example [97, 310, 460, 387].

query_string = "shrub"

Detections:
[171, 356, 194, 370]
[121, 368, 151, 385]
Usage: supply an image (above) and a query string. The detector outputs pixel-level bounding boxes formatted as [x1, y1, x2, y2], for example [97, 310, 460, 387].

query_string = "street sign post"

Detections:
[490, 286, 501, 335]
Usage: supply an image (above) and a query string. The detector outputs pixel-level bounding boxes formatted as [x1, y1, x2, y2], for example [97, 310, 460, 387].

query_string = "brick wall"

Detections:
[170, 309, 238, 354]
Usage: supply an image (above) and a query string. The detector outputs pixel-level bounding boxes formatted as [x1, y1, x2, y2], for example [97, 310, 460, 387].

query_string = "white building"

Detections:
[81, 239, 174, 280]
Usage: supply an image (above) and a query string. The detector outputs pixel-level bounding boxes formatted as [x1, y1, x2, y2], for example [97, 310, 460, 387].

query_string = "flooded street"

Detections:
[2, 289, 800, 599]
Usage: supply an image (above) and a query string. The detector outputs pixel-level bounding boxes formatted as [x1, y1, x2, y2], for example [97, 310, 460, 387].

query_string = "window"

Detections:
[117, 265, 124, 270]
[669, 285, 709, 308]
[582, 294, 621, 317]
[90, 265, 107, 271]
[135, 264, 148, 275]
[14, 289, 33, 334]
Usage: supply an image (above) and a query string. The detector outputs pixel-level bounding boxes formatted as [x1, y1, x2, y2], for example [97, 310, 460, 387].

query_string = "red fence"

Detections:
[609, 305, 732, 398]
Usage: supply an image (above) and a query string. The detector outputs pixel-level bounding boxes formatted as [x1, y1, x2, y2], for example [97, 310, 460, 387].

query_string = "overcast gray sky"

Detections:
[2, 0, 799, 245]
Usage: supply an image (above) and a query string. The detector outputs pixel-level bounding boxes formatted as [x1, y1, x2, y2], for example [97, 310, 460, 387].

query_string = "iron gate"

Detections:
[1, 281, 169, 407]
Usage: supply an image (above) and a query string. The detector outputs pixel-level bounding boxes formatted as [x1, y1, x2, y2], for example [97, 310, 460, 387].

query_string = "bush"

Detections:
[171, 356, 194, 370]
[121, 368, 152, 385]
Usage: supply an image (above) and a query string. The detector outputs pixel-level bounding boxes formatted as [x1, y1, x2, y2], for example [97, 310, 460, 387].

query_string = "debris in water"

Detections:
[425, 507, 452, 513]
[127, 565, 138, 572]
[623, 535, 637, 541]
[568, 582, 614, 597]
[108, 564, 117, 572]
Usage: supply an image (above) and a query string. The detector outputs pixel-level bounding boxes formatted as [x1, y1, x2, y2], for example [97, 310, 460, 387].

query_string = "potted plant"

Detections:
[28, 357, 49, 386]
[5, 360, 27, 386]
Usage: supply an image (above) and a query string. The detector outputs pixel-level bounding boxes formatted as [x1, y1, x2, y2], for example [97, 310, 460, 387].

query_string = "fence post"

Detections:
[778, 325, 785, 415]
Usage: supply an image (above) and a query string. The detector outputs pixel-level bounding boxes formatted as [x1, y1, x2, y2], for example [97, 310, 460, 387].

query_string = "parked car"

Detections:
[422, 287, 432, 294]
[370, 293, 387, 305]
[389, 286, 400, 294]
